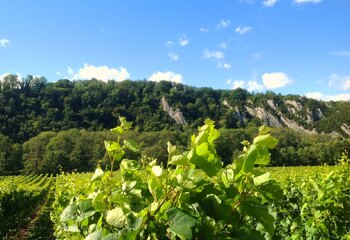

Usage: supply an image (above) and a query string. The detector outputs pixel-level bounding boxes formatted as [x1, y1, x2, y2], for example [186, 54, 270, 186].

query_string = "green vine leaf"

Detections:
[106, 207, 126, 228]
[166, 207, 197, 240]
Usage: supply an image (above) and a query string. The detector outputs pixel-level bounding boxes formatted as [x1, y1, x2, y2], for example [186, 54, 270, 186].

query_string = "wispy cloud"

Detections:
[305, 92, 350, 101]
[217, 62, 231, 69]
[148, 71, 183, 83]
[226, 79, 232, 85]
[0, 39, 10, 47]
[67, 66, 74, 75]
[200, 27, 209, 32]
[166, 41, 174, 47]
[235, 26, 252, 35]
[178, 34, 189, 47]
[168, 53, 179, 61]
[219, 43, 228, 49]
[330, 50, 350, 57]
[203, 49, 225, 59]
[216, 19, 230, 29]
[329, 74, 350, 91]
[294, 0, 322, 4]
[252, 52, 263, 61]
[263, 0, 278, 7]
[73, 64, 130, 82]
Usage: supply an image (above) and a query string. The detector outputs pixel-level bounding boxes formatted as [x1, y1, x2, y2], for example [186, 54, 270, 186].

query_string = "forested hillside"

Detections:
[1, 74, 350, 174]
[1, 74, 350, 143]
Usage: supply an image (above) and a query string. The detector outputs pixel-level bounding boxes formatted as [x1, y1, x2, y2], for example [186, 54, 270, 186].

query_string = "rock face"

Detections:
[223, 100, 247, 123]
[161, 96, 187, 125]
[246, 106, 282, 127]
[285, 100, 302, 111]
[341, 123, 350, 136]
[246, 99, 318, 134]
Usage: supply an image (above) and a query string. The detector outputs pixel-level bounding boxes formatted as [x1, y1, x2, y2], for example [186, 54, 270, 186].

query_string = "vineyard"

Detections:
[0, 119, 349, 239]
[0, 174, 53, 238]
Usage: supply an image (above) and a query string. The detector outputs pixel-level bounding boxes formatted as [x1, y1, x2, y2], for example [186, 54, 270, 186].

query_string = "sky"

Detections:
[0, 0, 349, 101]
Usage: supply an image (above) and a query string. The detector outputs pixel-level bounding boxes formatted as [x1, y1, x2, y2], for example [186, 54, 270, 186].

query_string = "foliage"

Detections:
[0, 174, 53, 237]
[0, 133, 22, 174]
[52, 119, 282, 239]
[1, 75, 349, 145]
[273, 155, 350, 239]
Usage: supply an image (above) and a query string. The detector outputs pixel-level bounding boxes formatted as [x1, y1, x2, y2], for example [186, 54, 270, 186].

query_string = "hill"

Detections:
[1, 74, 350, 143]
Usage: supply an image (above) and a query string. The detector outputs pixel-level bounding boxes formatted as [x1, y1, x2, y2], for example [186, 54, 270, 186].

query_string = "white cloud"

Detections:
[203, 49, 224, 59]
[217, 62, 231, 69]
[262, 72, 292, 89]
[294, 0, 322, 3]
[0, 39, 10, 47]
[200, 27, 209, 32]
[329, 74, 350, 91]
[305, 92, 350, 101]
[0, 72, 23, 82]
[247, 80, 265, 91]
[0, 73, 11, 81]
[149, 71, 183, 83]
[228, 72, 291, 92]
[166, 41, 173, 47]
[168, 53, 179, 61]
[232, 80, 245, 89]
[230, 80, 264, 91]
[226, 79, 232, 85]
[217, 19, 230, 29]
[304, 92, 323, 100]
[330, 51, 350, 57]
[179, 35, 189, 46]
[73, 64, 130, 82]
[263, 0, 278, 7]
[235, 26, 252, 35]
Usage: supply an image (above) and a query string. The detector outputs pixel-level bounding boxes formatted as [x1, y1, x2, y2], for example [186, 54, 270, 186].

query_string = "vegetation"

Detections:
[52, 118, 283, 239]
[1, 74, 349, 144]
[1, 119, 349, 239]
[17, 126, 349, 175]
[48, 119, 350, 239]
[1, 74, 350, 174]
[0, 174, 53, 237]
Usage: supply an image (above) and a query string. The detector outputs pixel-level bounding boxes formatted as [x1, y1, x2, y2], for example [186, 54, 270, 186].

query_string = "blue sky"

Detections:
[0, 0, 349, 100]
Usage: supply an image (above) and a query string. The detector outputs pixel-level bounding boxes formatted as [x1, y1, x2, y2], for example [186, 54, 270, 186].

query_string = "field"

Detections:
[1, 164, 349, 239]
[1, 122, 349, 239]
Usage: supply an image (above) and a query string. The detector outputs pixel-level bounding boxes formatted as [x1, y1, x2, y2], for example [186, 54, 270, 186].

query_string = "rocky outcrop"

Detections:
[285, 100, 302, 115]
[315, 108, 325, 120]
[161, 97, 187, 125]
[306, 109, 314, 124]
[246, 103, 317, 134]
[285, 100, 302, 111]
[267, 100, 277, 110]
[222, 100, 232, 110]
[223, 100, 247, 123]
[246, 107, 282, 127]
[341, 123, 350, 136]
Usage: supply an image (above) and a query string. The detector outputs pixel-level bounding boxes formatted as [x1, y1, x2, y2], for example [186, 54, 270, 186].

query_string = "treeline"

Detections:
[1, 74, 350, 144]
[1, 127, 349, 175]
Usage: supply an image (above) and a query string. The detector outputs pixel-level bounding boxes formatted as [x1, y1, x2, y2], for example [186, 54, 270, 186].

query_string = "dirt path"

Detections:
[7, 190, 55, 240]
